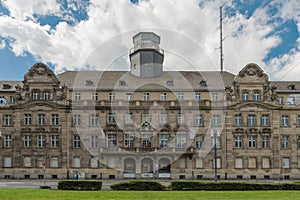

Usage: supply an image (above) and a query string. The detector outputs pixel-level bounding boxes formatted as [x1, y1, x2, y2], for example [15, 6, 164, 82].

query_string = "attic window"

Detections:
[2, 84, 11, 89]
[119, 80, 126, 86]
[166, 80, 174, 86]
[85, 80, 93, 86]
[200, 81, 207, 87]
[288, 85, 296, 90]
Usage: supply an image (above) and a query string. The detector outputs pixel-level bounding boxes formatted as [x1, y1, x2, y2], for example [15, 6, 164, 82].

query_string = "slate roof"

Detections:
[57, 70, 235, 91]
[0, 81, 22, 92]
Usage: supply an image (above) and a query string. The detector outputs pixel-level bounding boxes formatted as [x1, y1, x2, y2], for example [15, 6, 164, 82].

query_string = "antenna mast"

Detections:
[220, 5, 224, 72]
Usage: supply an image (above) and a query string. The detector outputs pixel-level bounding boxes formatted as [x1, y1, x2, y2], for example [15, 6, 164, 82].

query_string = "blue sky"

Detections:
[0, 0, 299, 80]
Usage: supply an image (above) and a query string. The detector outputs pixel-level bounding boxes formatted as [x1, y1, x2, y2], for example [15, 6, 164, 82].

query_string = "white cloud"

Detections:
[0, 40, 5, 49]
[0, 0, 299, 80]
[1, 0, 61, 20]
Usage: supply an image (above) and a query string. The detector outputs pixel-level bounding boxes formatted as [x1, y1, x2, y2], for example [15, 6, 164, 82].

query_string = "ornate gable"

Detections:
[24, 62, 60, 84]
[235, 63, 268, 83]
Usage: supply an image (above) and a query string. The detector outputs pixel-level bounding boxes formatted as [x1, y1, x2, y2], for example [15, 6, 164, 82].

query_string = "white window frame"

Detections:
[51, 135, 59, 148]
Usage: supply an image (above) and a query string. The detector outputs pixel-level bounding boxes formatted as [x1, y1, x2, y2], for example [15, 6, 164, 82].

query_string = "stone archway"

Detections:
[141, 158, 153, 178]
[158, 158, 171, 178]
[123, 157, 136, 178]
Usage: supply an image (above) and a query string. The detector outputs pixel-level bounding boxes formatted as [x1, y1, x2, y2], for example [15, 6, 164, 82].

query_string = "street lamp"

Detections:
[211, 130, 220, 182]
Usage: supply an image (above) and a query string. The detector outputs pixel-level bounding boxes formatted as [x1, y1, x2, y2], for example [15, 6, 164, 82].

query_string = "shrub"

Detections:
[111, 181, 166, 191]
[170, 181, 300, 191]
[57, 180, 102, 190]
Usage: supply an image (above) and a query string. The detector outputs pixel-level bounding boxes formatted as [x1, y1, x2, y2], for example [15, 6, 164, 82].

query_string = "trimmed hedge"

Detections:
[57, 180, 102, 190]
[111, 181, 166, 191]
[171, 181, 300, 191]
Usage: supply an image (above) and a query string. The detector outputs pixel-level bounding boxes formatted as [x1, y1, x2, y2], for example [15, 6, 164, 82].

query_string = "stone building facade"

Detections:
[0, 32, 300, 180]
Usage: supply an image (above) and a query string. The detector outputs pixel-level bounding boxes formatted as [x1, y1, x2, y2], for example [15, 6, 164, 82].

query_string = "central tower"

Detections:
[129, 32, 164, 78]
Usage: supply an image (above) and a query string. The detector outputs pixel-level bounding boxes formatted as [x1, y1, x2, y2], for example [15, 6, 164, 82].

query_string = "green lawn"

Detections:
[0, 189, 300, 200]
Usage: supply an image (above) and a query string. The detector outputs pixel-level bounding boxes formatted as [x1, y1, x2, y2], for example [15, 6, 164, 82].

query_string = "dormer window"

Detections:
[119, 80, 126, 86]
[85, 80, 93, 86]
[200, 80, 207, 87]
[32, 90, 40, 100]
[2, 84, 11, 89]
[166, 80, 174, 86]
[288, 85, 296, 90]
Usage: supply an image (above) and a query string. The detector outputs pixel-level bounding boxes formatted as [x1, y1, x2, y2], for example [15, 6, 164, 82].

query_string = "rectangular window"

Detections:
[143, 93, 149, 101]
[211, 133, 221, 148]
[159, 113, 168, 125]
[90, 115, 98, 126]
[92, 93, 98, 101]
[281, 136, 289, 149]
[179, 158, 186, 168]
[253, 91, 260, 101]
[281, 115, 289, 126]
[234, 115, 242, 126]
[38, 114, 46, 125]
[37, 156, 44, 168]
[248, 135, 256, 148]
[124, 133, 134, 148]
[73, 114, 81, 126]
[159, 134, 169, 148]
[262, 157, 270, 169]
[4, 157, 12, 167]
[24, 114, 32, 125]
[142, 133, 152, 148]
[73, 157, 81, 168]
[125, 113, 133, 124]
[278, 97, 284, 104]
[213, 158, 221, 169]
[108, 113, 116, 124]
[298, 115, 300, 126]
[73, 135, 81, 148]
[282, 157, 290, 168]
[91, 157, 98, 168]
[33, 91, 40, 100]
[261, 115, 269, 126]
[234, 135, 243, 148]
[177, 133, 187, 148]
[195, 115, 203, 126]
[51, 135, 59, 148]
[37, 135, 45, 148]
[288, 97, 295, 105]
[4, 135, 12, 148]
[242, 91, 249, 101]
[50, 157, 59, 168]
[262, 135, 269, 148]
[177, 93, 184, 101]
[4, 114, 12, 126]
[9, 96, 15, 103]
[44, 91, 51, 100]
[126, 93, 132, 101]
[235, 157, 243, 168]
[24, 157, 31, 167]
[91, 135, 98, 148]
[212, 115, 221, 126]
[108, 133, 117, 148]
[74, 93, 81, 101]
[51, 114, 59, 125]
[24, 135, 32, 147]
[195, 158, 203, 168]
[247, 115, 256, 126]
[177, 113, 185, 125]
[109, 92, 115, 101]
[195, 93, 201, 101]
[212, 93, 218, 101]
[195, 136, 203, 148]
[248, 157, 256, 168]
[160, 93, 167, 101]
[298, 136, 300, 149]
